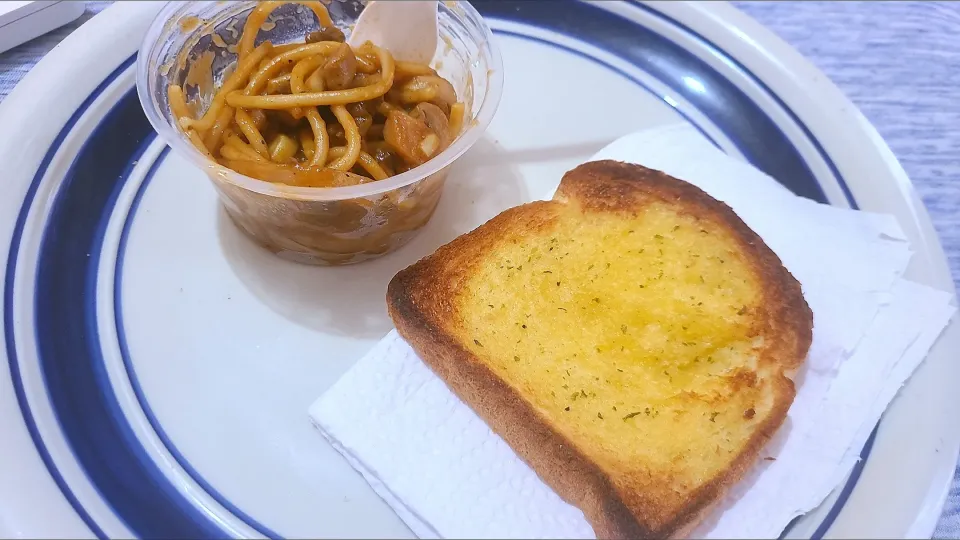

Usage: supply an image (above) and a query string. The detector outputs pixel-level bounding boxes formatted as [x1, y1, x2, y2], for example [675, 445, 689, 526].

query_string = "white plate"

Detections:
[0, 1, 956, 538]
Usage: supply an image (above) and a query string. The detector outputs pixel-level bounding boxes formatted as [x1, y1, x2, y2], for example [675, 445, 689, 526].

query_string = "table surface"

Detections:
[1, 1, 958, 537]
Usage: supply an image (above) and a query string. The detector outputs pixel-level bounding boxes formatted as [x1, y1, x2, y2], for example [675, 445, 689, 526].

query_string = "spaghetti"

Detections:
[169, 1, 464, 188]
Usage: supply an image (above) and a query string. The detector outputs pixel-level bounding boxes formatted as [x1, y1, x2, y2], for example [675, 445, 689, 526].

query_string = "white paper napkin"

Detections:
[309, 124, 956, 539]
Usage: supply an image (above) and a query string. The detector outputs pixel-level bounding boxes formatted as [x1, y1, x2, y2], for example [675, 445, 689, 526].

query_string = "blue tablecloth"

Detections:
[2, 1, 958, 537]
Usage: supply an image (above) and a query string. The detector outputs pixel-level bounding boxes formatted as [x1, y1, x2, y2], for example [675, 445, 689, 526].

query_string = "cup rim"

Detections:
[135, 0, 503, 202]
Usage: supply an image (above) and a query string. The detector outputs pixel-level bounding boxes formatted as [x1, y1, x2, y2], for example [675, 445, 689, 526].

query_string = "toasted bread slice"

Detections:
[386, 160, 812, 539]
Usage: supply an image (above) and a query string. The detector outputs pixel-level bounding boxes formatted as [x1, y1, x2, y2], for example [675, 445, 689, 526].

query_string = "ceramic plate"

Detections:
[1, 1, 957, 538]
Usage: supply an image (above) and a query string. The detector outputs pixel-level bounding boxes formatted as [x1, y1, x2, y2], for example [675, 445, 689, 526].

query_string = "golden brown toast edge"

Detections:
[386, 160, 813, 539]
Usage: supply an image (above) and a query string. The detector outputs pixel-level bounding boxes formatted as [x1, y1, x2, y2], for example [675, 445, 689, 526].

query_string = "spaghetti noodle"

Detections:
[168, 1, 464, 188]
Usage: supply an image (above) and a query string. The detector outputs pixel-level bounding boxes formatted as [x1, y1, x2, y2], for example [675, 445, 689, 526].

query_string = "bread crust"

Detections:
[386, 161, 813, 539]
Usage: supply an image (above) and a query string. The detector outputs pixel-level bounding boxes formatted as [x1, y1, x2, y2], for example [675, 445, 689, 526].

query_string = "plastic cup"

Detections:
[137, 0, 503, 265]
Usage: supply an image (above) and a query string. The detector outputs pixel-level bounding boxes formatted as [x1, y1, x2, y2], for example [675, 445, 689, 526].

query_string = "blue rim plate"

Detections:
[0, 1, 957, 538]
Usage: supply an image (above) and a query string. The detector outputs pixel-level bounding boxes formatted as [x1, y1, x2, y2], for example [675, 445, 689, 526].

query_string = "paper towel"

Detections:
[309, 124, 956, 539]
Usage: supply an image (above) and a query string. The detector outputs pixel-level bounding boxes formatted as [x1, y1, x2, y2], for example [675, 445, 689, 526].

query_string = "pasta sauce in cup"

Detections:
[137, 0, 502, 265]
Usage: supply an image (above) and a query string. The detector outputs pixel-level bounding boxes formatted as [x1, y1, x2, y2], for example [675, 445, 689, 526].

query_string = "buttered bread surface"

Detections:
[456, 201, 768, 508]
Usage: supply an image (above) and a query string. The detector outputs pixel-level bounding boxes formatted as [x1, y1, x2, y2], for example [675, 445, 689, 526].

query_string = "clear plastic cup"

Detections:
[137, 1, 503, 265]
